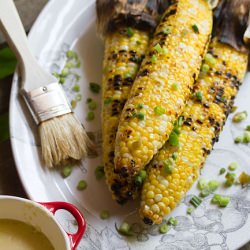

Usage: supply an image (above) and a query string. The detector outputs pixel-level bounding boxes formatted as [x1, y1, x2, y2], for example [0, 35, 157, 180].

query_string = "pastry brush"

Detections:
[0, 0, 93, 167]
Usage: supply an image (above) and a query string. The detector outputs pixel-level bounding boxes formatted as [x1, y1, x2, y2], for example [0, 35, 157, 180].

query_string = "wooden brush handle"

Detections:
[0, 0, 56, 91]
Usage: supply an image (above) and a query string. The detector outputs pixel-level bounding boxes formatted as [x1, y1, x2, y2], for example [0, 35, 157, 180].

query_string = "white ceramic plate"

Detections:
[10, 0, 250, 249]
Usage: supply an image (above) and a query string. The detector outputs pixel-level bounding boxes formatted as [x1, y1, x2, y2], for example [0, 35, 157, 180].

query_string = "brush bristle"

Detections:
[39, 113, 93, 167]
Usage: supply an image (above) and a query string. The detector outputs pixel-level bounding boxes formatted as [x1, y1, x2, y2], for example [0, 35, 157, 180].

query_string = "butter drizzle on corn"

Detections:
[140, 40, 248, 225]
[113, 0, 212, 203]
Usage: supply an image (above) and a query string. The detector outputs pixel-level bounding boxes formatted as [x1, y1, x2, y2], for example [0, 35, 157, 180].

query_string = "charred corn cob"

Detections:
[140, 40, 248, 225]
[140, 0, 250, 225]
[102, 28, 149, 191]
[96, 0, 165, 201]
[112, 0, 212, 203]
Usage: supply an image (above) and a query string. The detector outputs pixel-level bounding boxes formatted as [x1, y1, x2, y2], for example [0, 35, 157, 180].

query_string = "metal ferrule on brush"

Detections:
[23, 82, 72, 124]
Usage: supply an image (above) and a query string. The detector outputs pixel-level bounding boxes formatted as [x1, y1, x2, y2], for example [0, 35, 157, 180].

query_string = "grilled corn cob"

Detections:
[140, 0, 250, 225]
[113, 0, 212, 203]
[96, 0, 165, 201]
[140, 40, 248, 225]
[102, 28, 149, 191]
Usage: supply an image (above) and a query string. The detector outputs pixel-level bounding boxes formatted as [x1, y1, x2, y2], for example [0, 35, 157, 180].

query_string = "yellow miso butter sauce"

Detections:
[0, 219, 55, 250]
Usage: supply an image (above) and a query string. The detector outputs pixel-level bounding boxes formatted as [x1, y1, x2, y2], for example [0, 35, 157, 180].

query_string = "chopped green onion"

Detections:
[172, 152, 178, 160]
[66, 50, 77, 59]
[77, 180, 87, 190]
[151, 55, 157, 63]
[159, 224, 170, 234]
[225, 180, 234, 187]
[171, 82, 179, 90]
[163, 26, 172, 35]
[193, 91, 202, 101]
[115, 222, 133, 236]
[95, 166, 105, 180]
[153, 43, 162, 53]
[154, 106, 165, 115]
[61, 166, 72, 178]
[89, 82, 101, 93]
[125, 73, 132, 79]
[245, 125, 250, 131]
[243, 131, 250, 143]
[211, 194, 230, 207]
[232, 111, 248, 123]
[138, 104, 144, 109]
[65, 62, 74, 69]
[226, 172, 236, 179]
[204, 53, 216, 66]
[74, 74, 80, 81]
[198, 179, 219, 197]
[175, 116, 184, 127]
[139, 170, 147, 181]
[86, 111, 95, 121]
[100, 210, 110, 220]
[136, 40, 141, 45]
[53, 72, 60, 78]
[88, 100, 97, 110]
[162, 48, 168, 55]
[192, 24, 199, 33]
[228, 162, 238, 171]
[231, 106, 238, 113]
[189, 195, 202, 208]
[74, 61, 80, 68]
[173, 127, 181, 135]
[136, 57, 143, 64]
[163, 159, 174, 174]
[211, 194, 221, 204]
[201, 63, 210, 73]
[134, 175, 143, 186]
[137, 112, 145, 120]
[219, 168, 226, 175]
[225, 172, 236, 186]
[198, 178, 207, 190]
[169, 132, 179, 146]
[59, 77, 65, 84]
[104, 97, 113, 105]
[208, 180, 220, 191]
[234, 136, 243, 144]
[187, 207, 194, 215]
[72, 84, 80, 92]
[168, 217, 178, 226]
[219, 196, 230, 207]
[126, 27, 134, 37]
[200, 188, 211, 198]
[61, 69, 69, 77]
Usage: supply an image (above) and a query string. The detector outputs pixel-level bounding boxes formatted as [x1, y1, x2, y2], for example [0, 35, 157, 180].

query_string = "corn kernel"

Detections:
[147, 191, 155, 199]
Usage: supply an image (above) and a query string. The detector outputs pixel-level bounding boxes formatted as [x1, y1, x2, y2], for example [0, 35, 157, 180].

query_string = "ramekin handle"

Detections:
[39, 201, 86, 250]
